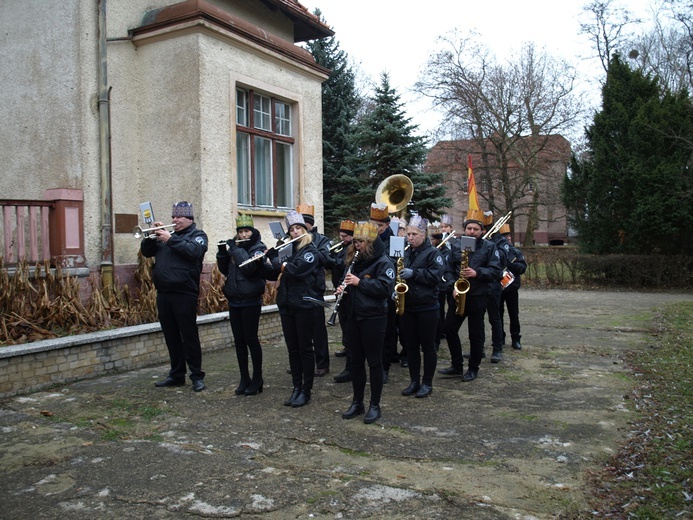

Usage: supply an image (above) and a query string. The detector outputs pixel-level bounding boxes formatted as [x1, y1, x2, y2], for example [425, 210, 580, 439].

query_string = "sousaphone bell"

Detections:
[375, 174, 414, 214]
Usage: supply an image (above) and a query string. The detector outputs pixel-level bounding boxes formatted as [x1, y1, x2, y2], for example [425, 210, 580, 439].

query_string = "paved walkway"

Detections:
[1, 289, 691, 519]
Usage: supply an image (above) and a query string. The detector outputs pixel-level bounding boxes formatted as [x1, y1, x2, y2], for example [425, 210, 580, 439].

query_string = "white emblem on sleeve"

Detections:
[386, 268, 395, 279]
[303, 252, 315, 263]
[195, 237, 206, 245]
[435, 255, 444, 265]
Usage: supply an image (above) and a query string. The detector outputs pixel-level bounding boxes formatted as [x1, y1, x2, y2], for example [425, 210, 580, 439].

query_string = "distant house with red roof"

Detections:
[426, 135, 572, 246]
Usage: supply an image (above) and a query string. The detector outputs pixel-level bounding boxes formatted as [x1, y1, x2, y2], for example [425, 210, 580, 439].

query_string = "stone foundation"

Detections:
[0, 305, 284, 397]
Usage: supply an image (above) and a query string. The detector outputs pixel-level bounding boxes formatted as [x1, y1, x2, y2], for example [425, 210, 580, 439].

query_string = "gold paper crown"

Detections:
[483, 211, 494, 226]
[353, 222, 378, 242]
[370, 203, 389, 222]
[296, 203, 314, 216]
[428, 224, 443, 237]
[499, 223, 511, 235]
[466, 209, 485, 223]
[236, 214, 254, 229]
[339, 219, 356, 232]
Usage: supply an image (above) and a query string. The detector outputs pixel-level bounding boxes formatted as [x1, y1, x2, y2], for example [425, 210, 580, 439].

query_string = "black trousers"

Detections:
[337, 309, 352, 373]
[486, 287, 504, 350]
[157, 292, 204, 382]
[499, 287, 521, 341]
[313, 307, 330, 371]
[381, 299, 398, 371]
[444, 294, 488, 371]
[399, 309, 438, 386]
[281, 310, 316, 391]
[228, 304, 262, 382]
[346, 316, 386, 406]
[435, 290, 448, 346]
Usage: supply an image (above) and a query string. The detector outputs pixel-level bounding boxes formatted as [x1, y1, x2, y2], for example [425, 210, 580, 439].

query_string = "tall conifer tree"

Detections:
[563, 54, 693, 255]
[355, 73, 450, 220]
[305, 16, 364, 234]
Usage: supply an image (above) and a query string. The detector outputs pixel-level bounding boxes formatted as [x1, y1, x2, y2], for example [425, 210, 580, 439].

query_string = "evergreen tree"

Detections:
[305, 16, 364, 234]
[563, 54, 693, 255]
[354, 72, 450, 220]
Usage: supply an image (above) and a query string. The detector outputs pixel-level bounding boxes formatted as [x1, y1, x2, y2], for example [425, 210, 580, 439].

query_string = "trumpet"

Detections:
[133, 224, 175, 239]
[329, 240, 346, 253]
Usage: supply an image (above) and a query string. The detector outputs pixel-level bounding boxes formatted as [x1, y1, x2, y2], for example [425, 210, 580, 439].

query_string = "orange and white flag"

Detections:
[467, 155, 479, 211]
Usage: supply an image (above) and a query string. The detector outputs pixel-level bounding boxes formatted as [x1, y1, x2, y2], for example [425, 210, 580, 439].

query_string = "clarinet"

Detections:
[327, 251, 358, 326]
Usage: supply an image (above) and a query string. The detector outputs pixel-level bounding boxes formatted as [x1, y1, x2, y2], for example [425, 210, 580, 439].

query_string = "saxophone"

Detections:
[394, 256, 409, 316]
[454, 249, 471, 316]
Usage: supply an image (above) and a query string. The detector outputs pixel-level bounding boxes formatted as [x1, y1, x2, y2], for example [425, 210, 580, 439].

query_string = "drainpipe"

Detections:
[98, 0, 114, 293]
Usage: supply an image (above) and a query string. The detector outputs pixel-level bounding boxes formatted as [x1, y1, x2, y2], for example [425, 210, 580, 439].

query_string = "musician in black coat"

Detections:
[297, 204, 334, 378]
[330, 219, 356, 383]
[142, 201, 208, 392]
[265, 210, 322, 408]
[498, 228, 528, 351]
[398, 216, 446, 398]
[216, 214, 267, 396]
[337, 222, 395, 424]
[439, 212, 502, 382]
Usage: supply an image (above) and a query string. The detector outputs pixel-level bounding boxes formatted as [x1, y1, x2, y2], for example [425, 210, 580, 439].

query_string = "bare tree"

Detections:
[580, 0, 639, 75]
[626, 0, 693, 94]
[415, 32, 583, 245]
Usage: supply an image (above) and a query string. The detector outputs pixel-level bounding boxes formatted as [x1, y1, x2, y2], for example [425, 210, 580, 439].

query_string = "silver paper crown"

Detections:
[440, 214, 453, 225]
[407, 215, 429, 233]
[285, 210, 307, 229]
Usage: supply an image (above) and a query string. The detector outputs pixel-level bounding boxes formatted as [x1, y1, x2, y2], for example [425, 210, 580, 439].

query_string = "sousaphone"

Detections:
[375, 174, 414, 214]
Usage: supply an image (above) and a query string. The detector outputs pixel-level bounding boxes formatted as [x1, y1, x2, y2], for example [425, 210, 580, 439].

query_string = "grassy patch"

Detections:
[578, 301, 693, 518]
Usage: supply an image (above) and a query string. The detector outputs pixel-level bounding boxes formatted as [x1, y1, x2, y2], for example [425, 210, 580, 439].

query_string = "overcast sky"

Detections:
[300, 0, 655, 137]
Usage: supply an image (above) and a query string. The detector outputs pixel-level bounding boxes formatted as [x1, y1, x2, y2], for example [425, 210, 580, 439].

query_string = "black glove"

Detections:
[400, 268, 414, 280]
[265, 247, 279, 262]
[217, 241, 227, 254]
[226, 238, 237, 251]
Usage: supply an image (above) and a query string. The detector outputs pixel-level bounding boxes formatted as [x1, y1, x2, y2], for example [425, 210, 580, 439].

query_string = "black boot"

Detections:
[244, 376, 264, 396]
[401, 380, 421, 396]
[234, 378, 250, 395]
[512, 338, 522, 350]
[491, 349, 503, 363]
[363, 404, 381, 424]
[415, 384, 432, 398]
[342, 401, 365, 419]
[291, 389, 311, 408]
[284, 387, 301, 406]
[333, 369, 352, 383]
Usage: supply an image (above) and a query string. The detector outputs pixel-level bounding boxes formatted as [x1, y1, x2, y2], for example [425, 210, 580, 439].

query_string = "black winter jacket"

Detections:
[267, 240, 322, 313]
[341, 238, 395, 321]
[403, 238, 445, 312]
[449, 236, 502, 297]
[141, 223, 208, 296]
[505, 243, 527, 290]
[216, 228, 267, 307]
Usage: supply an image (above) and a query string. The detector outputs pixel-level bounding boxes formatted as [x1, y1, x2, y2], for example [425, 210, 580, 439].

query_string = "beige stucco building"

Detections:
[0, 0, 331, 286]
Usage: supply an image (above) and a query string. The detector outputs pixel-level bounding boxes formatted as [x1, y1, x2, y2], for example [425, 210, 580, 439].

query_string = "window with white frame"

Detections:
[236, 88, 295, 208]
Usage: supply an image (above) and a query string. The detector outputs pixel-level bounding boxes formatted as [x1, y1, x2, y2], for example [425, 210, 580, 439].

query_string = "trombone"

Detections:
[329, 240, 346, 253]
[133, 224, 175, 239]
[483, 212, 512, 239]
[436, 230, 457, 249]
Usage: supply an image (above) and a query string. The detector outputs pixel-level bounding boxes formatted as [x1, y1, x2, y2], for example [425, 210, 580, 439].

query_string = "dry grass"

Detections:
[1, 255, 278, 346]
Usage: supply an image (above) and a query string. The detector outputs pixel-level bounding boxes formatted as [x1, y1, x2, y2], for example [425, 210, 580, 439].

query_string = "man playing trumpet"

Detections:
[141, 201, 208, 392]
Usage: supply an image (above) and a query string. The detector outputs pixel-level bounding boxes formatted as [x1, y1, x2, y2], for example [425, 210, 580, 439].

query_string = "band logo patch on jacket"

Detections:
[303, 252, 315, 263]
[195, 237, 206, 246]
[386, 268, 395, 279]
[435, 255, 444, 265]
